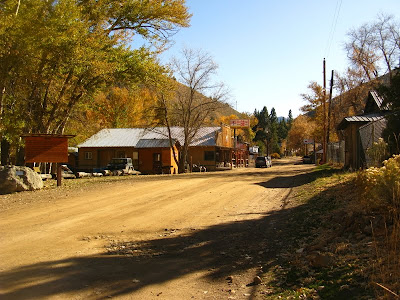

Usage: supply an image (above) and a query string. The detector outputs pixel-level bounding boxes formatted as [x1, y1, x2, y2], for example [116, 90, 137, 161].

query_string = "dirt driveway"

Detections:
[0, 158, 314, 300]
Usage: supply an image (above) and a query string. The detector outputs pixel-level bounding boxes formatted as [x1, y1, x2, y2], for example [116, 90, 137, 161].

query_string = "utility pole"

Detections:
[233, 128, 236, 168]
[322, 58, 327, 163]
[327, 70, 334, 151]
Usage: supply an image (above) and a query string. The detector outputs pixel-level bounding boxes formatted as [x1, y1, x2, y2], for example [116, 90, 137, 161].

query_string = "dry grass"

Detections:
[357, 155, 400, 299]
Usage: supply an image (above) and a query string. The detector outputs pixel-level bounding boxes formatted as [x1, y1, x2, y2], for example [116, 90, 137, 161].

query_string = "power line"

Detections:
[324, 0, 342, 58]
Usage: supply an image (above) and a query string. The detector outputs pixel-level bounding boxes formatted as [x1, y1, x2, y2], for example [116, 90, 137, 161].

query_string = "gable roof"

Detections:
[77, 127, 222, 148]
[337, 112, 388, 130]
[364, 90, 390, 113]
[78, 128, 146, 148]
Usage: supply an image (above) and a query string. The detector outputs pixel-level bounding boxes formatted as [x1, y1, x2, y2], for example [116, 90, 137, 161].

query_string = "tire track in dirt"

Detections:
[0, 158, 315, 300]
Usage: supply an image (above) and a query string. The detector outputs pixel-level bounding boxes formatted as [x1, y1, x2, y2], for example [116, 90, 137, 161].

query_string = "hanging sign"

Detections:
[22, 134, 75, 163]
[230, 119, 250, 128]
[303, 139, 314, 144]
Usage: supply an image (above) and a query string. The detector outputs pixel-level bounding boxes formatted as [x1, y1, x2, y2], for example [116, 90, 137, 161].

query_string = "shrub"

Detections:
[357, 154, 400, 212]
[270, 152, 281, 159]
[357, 154, 400, 298]
[366, 138, 389, 167]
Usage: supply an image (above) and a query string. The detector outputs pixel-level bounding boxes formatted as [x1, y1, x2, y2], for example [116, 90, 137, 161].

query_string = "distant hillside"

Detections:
[212, 102, 241, 119]
[173, 81, 242, 122]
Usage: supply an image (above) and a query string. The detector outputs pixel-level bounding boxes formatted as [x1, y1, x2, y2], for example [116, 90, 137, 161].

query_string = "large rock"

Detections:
[0, 166, 43, 194]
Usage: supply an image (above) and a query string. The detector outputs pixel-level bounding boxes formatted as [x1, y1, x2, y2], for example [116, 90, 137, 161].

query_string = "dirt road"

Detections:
[0, 158, 314, 299]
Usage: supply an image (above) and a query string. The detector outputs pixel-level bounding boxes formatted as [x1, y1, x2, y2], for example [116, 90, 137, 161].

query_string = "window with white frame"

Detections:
[84, 152, 93, 160]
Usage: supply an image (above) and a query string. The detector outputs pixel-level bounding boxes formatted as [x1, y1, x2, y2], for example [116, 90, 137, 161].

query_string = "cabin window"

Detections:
[153, 153, 161, 162]
[132, 151, 139, 160]
[204, 151, 215, 161]
[84, 152, 92, 160]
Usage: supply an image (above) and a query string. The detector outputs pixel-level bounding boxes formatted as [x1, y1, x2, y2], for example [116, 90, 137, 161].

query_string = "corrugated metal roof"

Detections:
[78, 127, 221, 148]
[190, 127, 219, 146]
[135, 139, 173, 148]
[370, 90, 384, 108]
[77, 128, 147, 148]
[344, 114, 385, 123]
[337, 112, 388, 130]
[370, 90, 391, 110]
[141, 127, 180, 141]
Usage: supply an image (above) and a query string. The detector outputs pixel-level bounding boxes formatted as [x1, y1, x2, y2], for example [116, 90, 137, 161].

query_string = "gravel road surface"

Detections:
[0, 158, 314, 299]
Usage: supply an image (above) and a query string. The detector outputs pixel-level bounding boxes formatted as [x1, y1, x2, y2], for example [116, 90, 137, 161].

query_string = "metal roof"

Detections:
[343, 114, 385, 123]
[370, 90, 385, 108]
[337, 113, 387, 130]
[78, 127, 221, 148]
[140, 127, 182, 142]
[77, 128, 147, 148]
[364, 90, 391, 113]
[135, 139, 174, 148]
[189, 127, 220, 146]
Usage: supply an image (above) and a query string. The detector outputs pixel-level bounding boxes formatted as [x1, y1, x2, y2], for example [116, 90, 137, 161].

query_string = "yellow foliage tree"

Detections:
[213, 113, 256, 143]
[287, 115, 316, 154]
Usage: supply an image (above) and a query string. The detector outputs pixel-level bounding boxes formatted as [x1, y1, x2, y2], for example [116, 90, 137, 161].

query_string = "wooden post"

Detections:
[327, 70, 334, 153]
[233, 129, 236, 149]
[322, 58, 327, 163]
[57, 163, 62, 187]
[314, 140, 317, 165]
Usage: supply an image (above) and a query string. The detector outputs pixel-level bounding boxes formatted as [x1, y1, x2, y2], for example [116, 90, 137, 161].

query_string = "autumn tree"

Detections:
[213, 113, 255, 144]
[161, 48, 228, 172]
[331, 14, 400, 134]
[88, 86, 158, 128]
[377, 72, 400, 154]
[345, 14, 400, 82]
[300, 82, 326, 143]
[0, 0, 191, 164]
[287, 115, 316, 154]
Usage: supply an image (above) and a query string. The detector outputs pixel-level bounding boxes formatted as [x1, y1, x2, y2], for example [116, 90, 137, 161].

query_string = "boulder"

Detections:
[0, 166, 43, 194]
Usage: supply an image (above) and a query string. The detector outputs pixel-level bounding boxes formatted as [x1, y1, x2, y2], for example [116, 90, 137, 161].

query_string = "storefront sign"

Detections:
[230, 119, 250, 128]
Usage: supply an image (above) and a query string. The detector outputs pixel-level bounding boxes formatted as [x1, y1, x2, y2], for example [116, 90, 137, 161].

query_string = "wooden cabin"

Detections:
[77, 125, 235, 173]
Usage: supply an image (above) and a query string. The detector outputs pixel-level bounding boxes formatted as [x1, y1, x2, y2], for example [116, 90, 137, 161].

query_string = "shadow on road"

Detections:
[1, 167, 350, 299]
[0, 207, 298, 299]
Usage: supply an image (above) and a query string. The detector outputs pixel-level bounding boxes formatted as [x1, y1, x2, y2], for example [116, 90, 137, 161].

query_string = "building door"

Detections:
[153, 152, 162, 174]
[98, 150, 113, 168]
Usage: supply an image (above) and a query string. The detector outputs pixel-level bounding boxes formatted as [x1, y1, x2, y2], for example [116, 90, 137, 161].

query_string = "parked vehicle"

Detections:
[104, 158, 137, 175]
[52, 165, 76, 179]
[302, 155, 313, 164]
[255, 156, 272, 168]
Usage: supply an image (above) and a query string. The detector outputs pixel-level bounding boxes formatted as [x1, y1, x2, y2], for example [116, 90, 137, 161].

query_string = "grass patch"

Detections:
[260, 168, 375, 299]
[42, 174, 140, 190]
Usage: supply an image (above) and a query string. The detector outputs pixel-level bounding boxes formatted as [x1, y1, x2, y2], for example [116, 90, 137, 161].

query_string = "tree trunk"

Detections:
[179, 143, 189, 173]
[1, 138, 10, 165]
[15, 145, 25, 166]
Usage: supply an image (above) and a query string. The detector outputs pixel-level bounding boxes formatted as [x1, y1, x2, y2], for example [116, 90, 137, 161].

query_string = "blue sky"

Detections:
[158, 0, 400, 117]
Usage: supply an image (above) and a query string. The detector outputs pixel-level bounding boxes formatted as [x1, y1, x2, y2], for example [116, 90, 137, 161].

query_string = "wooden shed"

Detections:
[337, 90, 390, 169]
